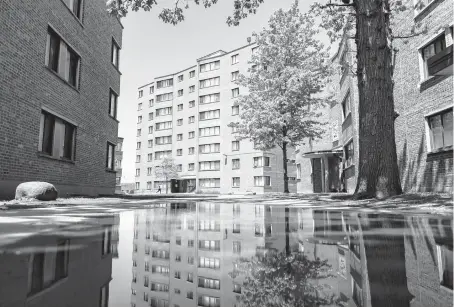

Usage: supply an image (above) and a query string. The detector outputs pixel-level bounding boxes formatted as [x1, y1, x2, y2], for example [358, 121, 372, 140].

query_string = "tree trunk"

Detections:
[282, 142, 289, 193]
[353, 0, 403, 199]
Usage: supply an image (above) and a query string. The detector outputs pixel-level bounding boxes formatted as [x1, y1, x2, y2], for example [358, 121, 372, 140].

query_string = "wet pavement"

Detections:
[0, 201, 451, 307]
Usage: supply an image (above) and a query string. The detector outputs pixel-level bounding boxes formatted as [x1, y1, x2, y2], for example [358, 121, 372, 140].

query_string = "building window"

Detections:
[231, 71, 239, 81]
[137, 129, 141, 136]
[146, 181, 152, 190]
[233, 241, 241, 254]
[342, 92, 351, 119]
[199, 160, 221, 171]
[178, 74, 183, 82]
[231, 88, 239, 98]
[232, 177, 240, 187]
[176, 236, 181, 245]
[175, 254, 181, 262]
[189, 70, 195, 78]
[138, 103, 142, 110]
[106, 143, 115, 170]
[27, 240, 70, 295]
[189, 116, 195, 124]
[177, 134, 183, 141]
[199, 143, 220, 154]
[156, 107, 172, 116]
[189, 100, 195, 108]
[178, 89, 183, 96]
[148, 126, 153, 134]
[426, 108, 453, 151]
[148, 112, 153, 121]
[232, 105, 240, 116]
[147, 167, 152, 175]
[232, 159, 240, 169]
[199, 178, 220, 188]
[102, 227, 112, 255]
[175, 288, 181, 294]
[46, 27, 80, 88]
[109, 90, 118, 118]
[149, 99, 154, 107]
[189, 85, 195, 92]
[253, 156, 270, 167]
[155, 121, 172, 131]
[200, 109, 220, 120]
[198, 257, 220, 269]
[176, 164, 182, 172]
[199, 240, 221, 251]
[188, 240, 194, 247]
[199, 93, 220, 104]
[200, 60, 220, 73]
[135, 168, 140, 176]
[344, 140, 354, 168]
[156, 92, 173, 102]
[148, 140, 153, 148]
[151, 282, 169, 292]
[297, 164, 302, 179]
[138, 90, 143, 98]
[177, 119, 183, 126]
[62, 0, 82, 19]
[200, 77, 220, 89]
[174, 271, 181, 279]
[39, 111, 76, 161]
[231, 54, 239, 65]
[189, 131, 195, 139]
[187, 291, 194, 299]
[188, 256, 194, 264]
[111, 38, 120, 68]
[187, 273, 193, 283]
[177, 149, 183, 156]
[233, 283, 242, 294]
[156, 78, 173, 89]
[154, 150, 171, 160]
[199, 126, 220, 137]
[198, 277, 220, 290]
[100, 284, 109, 307]
[254, 176, 271, 187]
[136, 155, 140, 163]
[189, 147, 195, 155]
[148, 153, 153, 161]
[420, 29, 453, 79]
[150, 85, 154, 94]
[232, 141, 240, 151]
[188, 163, 195, 171]
[137, 116, 142, 124]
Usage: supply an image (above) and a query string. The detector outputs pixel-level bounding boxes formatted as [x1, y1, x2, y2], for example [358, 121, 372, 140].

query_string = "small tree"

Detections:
[154, 156, 179, 193]
[233, 1, 331, 193]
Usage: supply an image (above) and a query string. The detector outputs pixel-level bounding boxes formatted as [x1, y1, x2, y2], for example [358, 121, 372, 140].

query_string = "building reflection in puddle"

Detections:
[130, 203, 452, 307]
[0, 214, 119, 307]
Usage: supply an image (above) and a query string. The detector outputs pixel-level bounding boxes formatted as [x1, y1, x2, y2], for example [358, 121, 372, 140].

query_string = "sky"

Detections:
[117, 0, 319, 182]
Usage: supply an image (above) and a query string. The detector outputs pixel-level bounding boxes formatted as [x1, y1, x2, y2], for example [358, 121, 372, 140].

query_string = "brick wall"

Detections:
[393, 0, 453, 193]
[0, 0, 123, 199]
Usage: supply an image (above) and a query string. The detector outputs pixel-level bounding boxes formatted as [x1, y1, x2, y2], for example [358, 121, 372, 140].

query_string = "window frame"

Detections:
[106, 142, 115, 170]
[108, 89, 118, 119]
[425, 107, 453, 152]
[111, 37, 120, 69]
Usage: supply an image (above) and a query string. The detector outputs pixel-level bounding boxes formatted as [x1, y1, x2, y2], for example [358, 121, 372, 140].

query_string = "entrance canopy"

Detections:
[302, 149, 343, 159]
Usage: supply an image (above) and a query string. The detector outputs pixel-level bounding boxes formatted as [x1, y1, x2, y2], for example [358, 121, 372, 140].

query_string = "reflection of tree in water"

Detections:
[229, 250, 340, 307]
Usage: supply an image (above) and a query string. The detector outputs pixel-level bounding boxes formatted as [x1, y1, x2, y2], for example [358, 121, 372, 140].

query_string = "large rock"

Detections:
[15, 182, 58, 201]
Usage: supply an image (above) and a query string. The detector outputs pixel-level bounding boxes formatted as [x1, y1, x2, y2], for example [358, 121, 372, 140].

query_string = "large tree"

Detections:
[154, 156, 179, 193]
[232, 3, 330, 193]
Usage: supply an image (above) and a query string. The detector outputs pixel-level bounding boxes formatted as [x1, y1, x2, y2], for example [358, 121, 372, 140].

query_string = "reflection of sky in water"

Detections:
[0, 202, 451, 307]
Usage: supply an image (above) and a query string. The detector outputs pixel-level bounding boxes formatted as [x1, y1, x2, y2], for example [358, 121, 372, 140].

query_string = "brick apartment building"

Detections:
[116, 137, 124, 193]
[135, 43, 297, 194]
[0, 0, 123, 199]
[297, 0, 452, 194]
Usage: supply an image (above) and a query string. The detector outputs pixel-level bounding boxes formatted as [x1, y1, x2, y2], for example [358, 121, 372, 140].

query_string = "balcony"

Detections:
[427, 45, 453, 76]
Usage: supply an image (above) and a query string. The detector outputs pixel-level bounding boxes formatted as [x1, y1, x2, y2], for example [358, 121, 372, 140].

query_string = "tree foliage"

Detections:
[233, 2, 331, 152]
[106, 0, 265, 26]
[229, 250, 339, 307]
[154, 156, 179, 192]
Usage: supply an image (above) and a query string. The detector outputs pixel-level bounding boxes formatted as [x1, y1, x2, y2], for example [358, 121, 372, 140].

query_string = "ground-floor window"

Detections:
[135, 182, 140, 190]
[199, 178, 220, 188]
[344, 140, 354, 168]
[427, 108, 453, 152]
[254, 176, 271, 187]
[39, 110, 76, 161]
[232, 177, 240, 187]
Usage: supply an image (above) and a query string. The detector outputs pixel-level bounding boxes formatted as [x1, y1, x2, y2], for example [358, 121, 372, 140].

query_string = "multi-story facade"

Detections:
[130, 203, 299, 307]
[0, 0, 123, 199]
[393, 0, 453, 193]
[116, 137, 124, 193]
[297, 0, 453, 194]
[135, 44, 297, 194]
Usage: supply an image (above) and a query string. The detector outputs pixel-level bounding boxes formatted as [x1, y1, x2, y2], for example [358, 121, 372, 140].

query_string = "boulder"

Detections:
[15, 182, 58, 201]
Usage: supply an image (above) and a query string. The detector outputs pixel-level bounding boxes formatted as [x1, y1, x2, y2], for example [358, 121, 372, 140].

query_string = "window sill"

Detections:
[111, 63, 122, 75]
[413, 0, 440, 20]
[232, 186, 240, 188]
[37, 152, 75, 164]
[106, 168, 117, 173]
[27, 276, 68, 301]
[232, 168, 240, 170]
[427, 146, 453, 156]
[109, 115, 120, 123]
[45, 66, 80, 93]
[59, 0, 84, 27]
[199, 170, 221, 172]
[199, 118, 220, 121]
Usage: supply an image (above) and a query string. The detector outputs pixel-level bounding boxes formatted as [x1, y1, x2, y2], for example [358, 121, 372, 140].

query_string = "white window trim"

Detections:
[413, 0, 436, 19]
[424, 106, 453, 153]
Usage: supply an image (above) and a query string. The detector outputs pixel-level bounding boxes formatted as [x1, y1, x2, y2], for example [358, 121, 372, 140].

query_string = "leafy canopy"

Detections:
[233, 1, 331, 151]
[154, 156, 179, 180]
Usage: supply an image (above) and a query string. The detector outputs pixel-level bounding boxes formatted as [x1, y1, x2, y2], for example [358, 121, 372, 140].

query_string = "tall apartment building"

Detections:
[130, 203, 299, 307]
[135, 44, 297, 194]
[0, 0, 123, 199]
[297, 0, 453, 193]
[116, 137, 124, 193]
